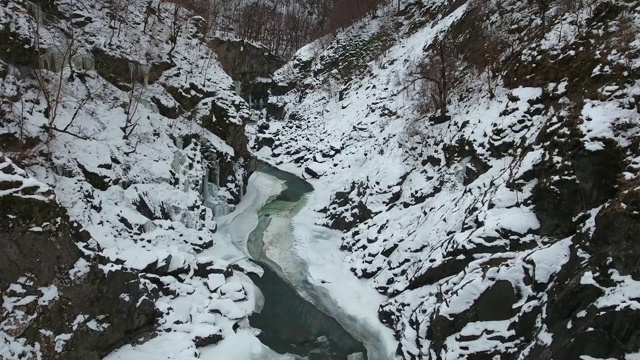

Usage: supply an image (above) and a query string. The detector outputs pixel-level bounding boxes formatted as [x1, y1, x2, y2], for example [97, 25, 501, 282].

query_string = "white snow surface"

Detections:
[257, 0, 640, 358]
[106, 171, 286, 360]
[2, 0, 640, 358]
[0, 0, 260, 357]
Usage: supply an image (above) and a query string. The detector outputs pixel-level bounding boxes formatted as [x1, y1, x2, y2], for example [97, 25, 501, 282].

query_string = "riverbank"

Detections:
[196, 171, 288, 360]
[198, 164, 382, 359]
[248, 163, 367, 359]
[256, 162, 399, 360]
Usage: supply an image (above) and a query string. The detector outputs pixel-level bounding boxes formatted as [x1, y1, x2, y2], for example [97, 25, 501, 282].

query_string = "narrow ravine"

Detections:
[247, 162, 367, 359]
[250, 162, 398, 360]
[203, 161, 395, 360]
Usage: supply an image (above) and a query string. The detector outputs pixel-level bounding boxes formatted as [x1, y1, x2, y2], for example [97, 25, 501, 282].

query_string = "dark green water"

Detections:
[248, 162, 366, 359]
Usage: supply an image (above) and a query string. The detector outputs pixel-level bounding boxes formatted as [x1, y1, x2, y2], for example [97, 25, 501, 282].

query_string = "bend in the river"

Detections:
[247, 162, 367, 360]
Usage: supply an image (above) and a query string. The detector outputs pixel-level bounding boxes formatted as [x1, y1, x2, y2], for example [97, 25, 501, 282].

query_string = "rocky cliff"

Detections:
[0, 0, 260, 357]
[210, 37, 284, 105]
[256, 0, 640, 358]
[0, 154, 157, 359]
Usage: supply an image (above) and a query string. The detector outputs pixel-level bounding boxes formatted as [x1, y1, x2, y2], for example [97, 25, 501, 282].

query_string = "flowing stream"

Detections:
[247, 162, 367, 359]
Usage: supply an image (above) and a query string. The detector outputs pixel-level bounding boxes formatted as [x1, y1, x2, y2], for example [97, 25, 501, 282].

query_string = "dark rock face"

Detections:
[528, 236, 640, 360]
[430, 280, 518, 351]
[475, 280, 518, 321]
[76, 160, 112, 191]
[91, 48, 171, 91]
[22, 267, 158, 360]
[209, 37, 284, 103]
[196, 97, 257, 203]
[0, 156, 158, 359]
[210, 38, 284, 81]
[325, 181, 375, 233]
[266, 100, 286, 120]
[0, 195, 79, 291]
[190, 131, 255, 204]
[589, 189, 640, 280]
[304, 166, 320, 178]
[405, 256, 469, 292]
[209, 102, 253, 164]
[532, 143, 623, 238]
[194, 333, 223, 347]
[0, 26, 40, 68]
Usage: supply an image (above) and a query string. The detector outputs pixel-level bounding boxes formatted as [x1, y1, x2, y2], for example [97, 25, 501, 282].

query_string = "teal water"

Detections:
[248, 162, 366, 359]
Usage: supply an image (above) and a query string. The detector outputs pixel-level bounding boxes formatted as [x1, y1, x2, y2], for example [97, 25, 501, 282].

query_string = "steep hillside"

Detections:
[0, 154, 158, 359]
[0, 0, 261, 358]
[257, 0, 640, 358]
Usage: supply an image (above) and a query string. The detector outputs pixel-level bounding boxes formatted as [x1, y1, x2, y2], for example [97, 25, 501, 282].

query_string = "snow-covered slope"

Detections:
[0, 153, 159, 359]
[0, 0, 264, 358]
[257, 0, 640, 358]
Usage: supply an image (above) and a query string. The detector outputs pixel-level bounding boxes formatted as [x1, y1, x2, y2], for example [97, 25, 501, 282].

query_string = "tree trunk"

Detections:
[439, 40, 447, 119]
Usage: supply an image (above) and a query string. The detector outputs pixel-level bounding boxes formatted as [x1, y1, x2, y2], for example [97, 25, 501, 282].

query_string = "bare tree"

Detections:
[324, 0, 385, 34]
[414, 36, 463, 122]
[465, 17, 510, 98]
[33, 23, 78, 132]
[122, 83, 141, 140]
[107, 0, 129, 43]
[188, 0, 220, 37]
[529, 0, 551, 32]
[168, 2, 183, 58]
[28, 0, 96, 140]
[121, 63, 146, 140]
[142, 0, 156, 33]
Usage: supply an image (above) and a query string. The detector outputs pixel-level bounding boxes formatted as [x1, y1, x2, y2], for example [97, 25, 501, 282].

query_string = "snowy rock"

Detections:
[206, 274, 226, 292]
[304, 166, 321, 178]
[257, 0, 640, 357]
[0, 156, 158, 358]
[0, 0, 259, 355]
[217, 282, 247, 302]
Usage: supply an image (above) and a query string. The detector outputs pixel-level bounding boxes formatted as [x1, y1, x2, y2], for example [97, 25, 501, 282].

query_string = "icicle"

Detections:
[70, 55, 80, 70]
[201, 170, 232, 217]
[215, 163, 220, 187]
[234, 80, 242, 94]
[71, 53, 95, 71]
[47, 51, 55, 71]
[183, 178, 191, 193]
[201, 207, 215, 232]
[454, 156, 472, 185]
[141, 63, 150, 86]
[176, 136, 184, 149]
[42, 47, 64, 72]
[171, 150, 185, 175]
[213, 203, 231, 217]
[202, 174, 214, 204]
[128, 62, 136, 82]
[83, 54, 94, 70]
[26, 1, 43, 24]
[52, 163, 71, 177]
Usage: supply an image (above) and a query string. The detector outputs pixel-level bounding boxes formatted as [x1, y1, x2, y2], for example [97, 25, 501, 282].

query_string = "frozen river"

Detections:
[202, 162, 397, 359]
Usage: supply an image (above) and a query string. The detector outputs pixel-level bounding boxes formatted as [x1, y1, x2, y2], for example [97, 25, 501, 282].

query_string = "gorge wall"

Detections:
[255, 0, 640, 358]
[0, 0, 261, 357]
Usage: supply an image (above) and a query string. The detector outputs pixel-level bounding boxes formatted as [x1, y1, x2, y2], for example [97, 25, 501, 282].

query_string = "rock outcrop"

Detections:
[0, 155, 158, 359]
[209, 38, 284, 106]
[256, 0, 640, 358]
[0, 0, 260, 357]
